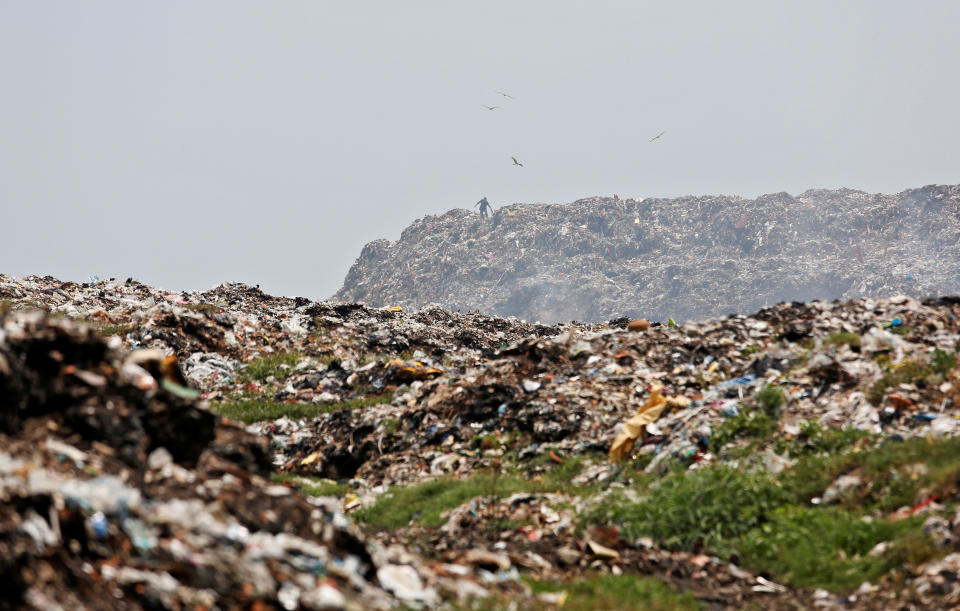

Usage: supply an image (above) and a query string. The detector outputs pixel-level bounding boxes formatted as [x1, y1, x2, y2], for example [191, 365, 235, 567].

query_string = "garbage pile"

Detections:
[0, 313, 572, 609]
[334, 184, 960, 323]
[6, 272, 960, 608]
[275, 293, 960, 491]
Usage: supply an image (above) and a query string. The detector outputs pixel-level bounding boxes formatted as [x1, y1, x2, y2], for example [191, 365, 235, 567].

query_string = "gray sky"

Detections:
[2, 1, 958, 300]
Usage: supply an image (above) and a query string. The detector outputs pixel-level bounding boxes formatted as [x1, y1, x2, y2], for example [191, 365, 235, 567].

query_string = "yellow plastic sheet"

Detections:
[386, 359, 444, 382]
[609, 383, 690, 460]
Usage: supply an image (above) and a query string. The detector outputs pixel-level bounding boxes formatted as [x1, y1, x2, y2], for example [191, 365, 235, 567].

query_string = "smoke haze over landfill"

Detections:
[2, 2, 959, 304]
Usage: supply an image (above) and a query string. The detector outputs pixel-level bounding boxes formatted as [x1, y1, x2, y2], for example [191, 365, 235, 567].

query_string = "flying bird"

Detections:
[511, 156, 524, 167]
[495, 90, 515, 99]
[650, 131, 666, 142]
[481, 104, 500, 110]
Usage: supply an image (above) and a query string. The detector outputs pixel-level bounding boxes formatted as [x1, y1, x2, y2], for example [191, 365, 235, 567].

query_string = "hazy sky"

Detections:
[2, 2, 958, 300]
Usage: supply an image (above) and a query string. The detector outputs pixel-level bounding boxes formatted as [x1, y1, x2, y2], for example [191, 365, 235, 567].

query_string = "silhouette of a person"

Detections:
[475, 197, 493, 218]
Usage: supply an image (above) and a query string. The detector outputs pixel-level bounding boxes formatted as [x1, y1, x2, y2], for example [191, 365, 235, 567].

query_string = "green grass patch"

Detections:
[211, 391, 393, 423]
[583, 435, 960, 592]
[586, 466, 787, 554]
[211, 394, 328, 423]
[334, 391, 394, 411]
[850, 436, 960, 512]
[356, 458, 595, 530]
[710, 409, 778, 453]
[932, 349, 958, 375]
[355, 474, 514, 529]
[240, 352, 305, 383]
[271, 473, 348, 497]
[867, 358, 934, 404]
[741, 345, 760, 357]
[381, 417, 400, 434]
[97, 323, 139, 337]
[825, 331, 861, 349]
[756, 384, 786, 415]
[737, 507, 932, 592]
[524, 574, 699, 611]
[775, 421, 872, 458]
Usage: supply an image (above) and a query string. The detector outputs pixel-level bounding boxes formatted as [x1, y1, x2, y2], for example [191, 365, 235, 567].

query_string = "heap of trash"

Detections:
[5, 272, 960, 608]
[334, 184, 960, 324]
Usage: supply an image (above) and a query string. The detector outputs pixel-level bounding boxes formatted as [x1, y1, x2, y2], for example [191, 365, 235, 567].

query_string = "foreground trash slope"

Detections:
[0, 313, 428, 609]
[334, 184, 960, 323]
[6, 274, 960, 608]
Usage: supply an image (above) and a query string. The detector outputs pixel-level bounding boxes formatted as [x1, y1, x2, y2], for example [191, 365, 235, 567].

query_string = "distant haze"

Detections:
[2, 2, 958, 300]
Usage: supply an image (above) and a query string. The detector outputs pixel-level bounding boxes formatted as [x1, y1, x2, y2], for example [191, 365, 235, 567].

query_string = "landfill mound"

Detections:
[0, 314, 411, 609]
[334, 184, 960, 323]
[6, 274, 960, 608]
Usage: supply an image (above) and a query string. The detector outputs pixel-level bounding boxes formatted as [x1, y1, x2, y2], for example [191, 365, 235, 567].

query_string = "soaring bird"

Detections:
[495, 90, 515, 99]
[511, 156, 524, 167]
[650, 131, 666, 142]
[481, 104, 500, 110]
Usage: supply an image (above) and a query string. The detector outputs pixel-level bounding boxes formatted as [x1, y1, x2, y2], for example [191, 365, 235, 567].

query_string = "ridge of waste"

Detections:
[5, 273, 960, 608]
[333, 184, 960, 323]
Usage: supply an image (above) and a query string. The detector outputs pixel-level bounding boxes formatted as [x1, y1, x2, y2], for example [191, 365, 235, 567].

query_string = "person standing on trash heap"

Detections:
[475, 197, 493, 218]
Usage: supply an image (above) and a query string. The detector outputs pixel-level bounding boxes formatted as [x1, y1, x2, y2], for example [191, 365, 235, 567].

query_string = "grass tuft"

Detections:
[524, 574, 700, 611]
[240, 352, 305, 383]
[710, 409, 777, 453]
[356, 457, 597, 530]
[97, 323, 139, 337]
[271, 473, 348, 497]
[211, 391, 393, 423]
[932, 349, 958, 375]
[584, 436, 960, 592]
[737, 507, 932, 592]
[825, 331, 861, 349]
[867, 358, 933, 404]
[586, 466, 786, 554]
[756, 384, 786, 416]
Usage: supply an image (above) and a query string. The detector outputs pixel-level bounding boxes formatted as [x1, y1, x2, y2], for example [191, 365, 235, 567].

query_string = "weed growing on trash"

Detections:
[97, 323, 138, 337]
[736, 508, 930, 592]
[587, 465, 788, 554]
[931, 348, 958, 375]
[523, 574, 700, 611]
[211, 390, 393, 423]
[211, 393, 327, 423]
[270, 473, 349, 497]
[710, 410, 777, 454]
[756, 385, 786, 415]
[240, 351, 305, 383]
[356, 474, 520, 529]
[381, 417, 400, 434]
[867, 358, 935, 403]
[825, 331, 862, 349]
[358, 458, 598, 530]
[852, 436, 960, 512]
[586, 436, 960, 592]
[775, 421, 872, 458]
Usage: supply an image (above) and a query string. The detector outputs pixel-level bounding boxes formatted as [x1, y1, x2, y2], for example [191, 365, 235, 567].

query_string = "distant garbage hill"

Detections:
[334, 184, 960, 323]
